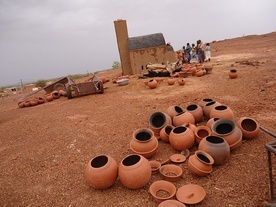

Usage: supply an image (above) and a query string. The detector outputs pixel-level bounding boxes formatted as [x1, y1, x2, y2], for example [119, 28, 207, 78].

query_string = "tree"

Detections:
[36, 79, 47, 88]
[112, 61, 121, 69]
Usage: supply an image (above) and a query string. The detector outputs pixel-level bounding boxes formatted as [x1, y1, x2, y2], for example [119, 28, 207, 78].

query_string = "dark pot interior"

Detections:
[136, 131, 152, 141]
[174, 106, 183, 113]
[123, 155, 141, 166]
[197, 153, 211, 163]
[206, 136, 224, 144]
[197, 129, 209, 138]
[187, 104, 198, 111]
[151, 113, 166, 128]
[173, 126, 187, 134]
[241, 119, 257, 131]
[165, 126, 173, 135]
[215, 123, 233, 134]
[91, 155, 108, 168]
[214, 105, 227, 111]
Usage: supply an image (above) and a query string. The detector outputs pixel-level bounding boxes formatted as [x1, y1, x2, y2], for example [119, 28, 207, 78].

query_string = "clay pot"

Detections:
[52, 90, 60, 99]
[155, 78, 164, 84]
[166, 105, 184, 119]
[85, 155, 118, 189]
[198, 98, 214, 108]
[18, 101, 25, 108]
[194, 126, 212, 144]
[148, 79, 158, 89]
[186, 104, 203, 123]
[178, 78, 185, 86]
[149, 160, 161, 174]
[159, 164, 183, 182]
[160, 125, 174, 143]
[149, 180, 177, 202]
[149, 112, 172, 137]
[45, 94, 54, 102]
[36, 97, 45, 104]
[23, 101, 31, 107]
[236, 117, 260, 139]
[30, 99, 39, 106]
[187, 150, 214, 176]
[206, 117, 220, 130]
[173, 111, 195, 126]
[58, 89, 67, 96]
[118, 154, 151, 189]
[229, 69, 238, 79]
[199, 136, 230, 165]
[195, 70, 204, 77]
[212, 118, 242, 151]
[210, 105, 234, 120]
[203, 101, 221, 119]
[167, 78, 175, 85]
[169, 126, 195, 151]
[130, 128, 158, 158]
[182, 122, 196, 133]
[158, 200, 186, 207]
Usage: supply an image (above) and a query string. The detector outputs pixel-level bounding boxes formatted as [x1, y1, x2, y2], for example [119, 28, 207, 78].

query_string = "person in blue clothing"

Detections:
[185, 43, 192, 63]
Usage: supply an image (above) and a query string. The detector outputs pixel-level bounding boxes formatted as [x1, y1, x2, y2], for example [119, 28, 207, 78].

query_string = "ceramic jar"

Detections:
[118, 154, 151, 189]
[30, 99, 39, 106]
[229, 69, 238, 79]
[236, 117, 260, 139]
[195, 70, 204, 77]
[37, 97, 45, 104]
[167, 78, 175, 85]
[45, 94, 54, 102]
[210, 105, 234, 120]
[212, 118, 242, 151]
[206, 118, 220, 130]
[169, 126, 195, 151]
[194, 126, 212, 144]
[52, 90, 60, 99]
[203, 101, 221, 119]
[198, 98, 214, 108]
[160, 125, 174, 143]
[178, 78, 185, 86]
[148, 79, 158, 89]
[166, 105, 183, 119]
[130, 128, 158, 158]
[85, 155, 118, 189]
[187, 150, 214, 176]
[198, 136, 230, 165]
[186, 104, 203, 123]
[173, 111, 195, 126]
[149, 112, 172, 138]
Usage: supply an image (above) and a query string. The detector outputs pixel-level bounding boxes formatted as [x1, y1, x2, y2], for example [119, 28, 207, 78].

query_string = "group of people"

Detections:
[177, 40, 211, 64]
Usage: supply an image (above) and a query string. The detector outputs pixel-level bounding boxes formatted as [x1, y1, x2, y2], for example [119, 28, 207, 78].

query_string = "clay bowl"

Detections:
[149, 160, 161, 174]
[149, 180, 177, 202]
[158, 199, 186, 207]
[180, 149, 190, 158]
[170, 154, 186, 163]
[159, 164, 183, 182]
[176, 184, 206, 204]
[116, 78, 129, 86]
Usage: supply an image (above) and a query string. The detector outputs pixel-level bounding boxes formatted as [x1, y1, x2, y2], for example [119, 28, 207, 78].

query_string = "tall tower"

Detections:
[114, 19, 132, 75]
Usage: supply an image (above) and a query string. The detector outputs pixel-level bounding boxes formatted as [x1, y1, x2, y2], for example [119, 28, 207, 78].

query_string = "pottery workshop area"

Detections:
[0, 33, 276, 206]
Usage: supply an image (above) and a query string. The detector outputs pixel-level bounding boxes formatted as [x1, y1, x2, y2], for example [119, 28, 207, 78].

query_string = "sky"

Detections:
[0, 0, 275, 87]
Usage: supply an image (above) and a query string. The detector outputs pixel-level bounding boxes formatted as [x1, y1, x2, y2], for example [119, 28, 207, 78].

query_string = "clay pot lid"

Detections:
[158, 199, 186, 207]
[176, 184, 206, 204]
[170, 154, 186, 163]
[180, 149, 190, 158]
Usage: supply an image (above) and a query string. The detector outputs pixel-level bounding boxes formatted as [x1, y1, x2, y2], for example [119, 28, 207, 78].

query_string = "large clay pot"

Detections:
[212, 119, 242, 151]
[210, 105, 234, 120]
[198, 136, 230, 165]
[187, 150, 214, 176]
[203, 101, 221, 119]
[186, 104, 203, 123]
[198, 98, 214, 108]
[85, 155, 118, 189]
[206, 117, 220, 130]
[149, 112, 172, 137]
[167, 78, 175, 85]
[148, 79, 158, 89]
[166, 105, 183, 119]
[160, 125, 174, 143]
[229, 69, 238, 79]
[130, 128, 158, 158]
[236, 117, 260, 139]
[173, 111, 195, 126]
[194, 126, 212, 144]
[169, 126, 195, 151]
[118, 154, 151, 189]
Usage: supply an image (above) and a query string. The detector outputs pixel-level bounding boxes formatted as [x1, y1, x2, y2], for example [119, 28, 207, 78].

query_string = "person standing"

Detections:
[205, 43, 211, 62]
[186, 43, 192, 63]
[191, 43, 197, 59]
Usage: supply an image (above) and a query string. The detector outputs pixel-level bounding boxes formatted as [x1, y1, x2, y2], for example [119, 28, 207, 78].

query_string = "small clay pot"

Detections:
[52, 90, 60, 99]
[169, 126, 195, 151]
[187, 150, 214, 176]
[167, 78, 175, 85]
[236, 117, 260, 139]
[166, 105, 184, 119]
[203, 101, 221, 119]
[159, 164, 183, 182]
[148, 79, 158, 89]
[30, 99, 39, 106]
[182, 122, 196, 133]
[186, 104, 203, 123]
[229, 69, 238, 79]
[210, 105, 234, 120]
[195, 70, 204, 77]
[36, 97, 45, 104]
[149, 112, 172, 137]
[149, 180, 177, 202]
[45, 94, 54, 102]
[23, 101, 31, 107]
[178, 78, 185, 86]
[18, 101, 25, 108]
[198, 98, 214, 108]
[173, 111, 195, 126]
[194, 126, 212, 144]
[160, 125, 174, 143]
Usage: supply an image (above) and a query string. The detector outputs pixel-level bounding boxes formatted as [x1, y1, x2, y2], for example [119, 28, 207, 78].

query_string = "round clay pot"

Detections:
[169, 126, 195, 151]
[158, 199, 186, 207]
[149, 160, 161, 174]
[85, 155, 118, 189]
[195, 70, 204, 77]
[36, 97, 45, 104]
[210, 105, 234, 120]
[198, 98, 214, 108]
[229, 69, 238, 79]
[118, 154, 151, 189]
[58, 89, 67, 96]
[194, 126, 212, 144]
[203, 101, 221, 119]
[236, 117, 260, 139]
[198, 136, 230, 165]
[23, 101, 31, 107]
[45, 94, 54, 102]
[148, 79, 158, 89]
[186, 104, 203, 123]
[159, 164, 183, 182]
[149, 112, 172, 137]
[18, 101, 25, 108]
[166, 105, 184, 119]
[187, 150, 214, 176]
[160, 125, 174, 143]
[130, 128, 158, 158]
[173, 111, 195, 126]
[182, 122, 196, 133]
[52, 90, 60, 99]
[206, 118, 220, 130]
[30, 99, 39, 106]
[212, 118, 242, 151]
[178, 78, 185, 86]
[149, 180, 177, 202]
[167, 78, 175, 85]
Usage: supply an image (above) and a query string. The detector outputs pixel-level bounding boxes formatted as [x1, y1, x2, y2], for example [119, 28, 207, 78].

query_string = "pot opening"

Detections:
[197, 129, 209, 138]
[187, 104, 198, 111]
[136, 131, 152, 141]
[206, 136, 224, 144]
[216, 123, 233, 134]
[173, 126, 187, 134]
[156, 190, 170, 198]
[122, 155, 141, 166]
[197, 153, 211, 163]
[206, 101, 216, 106]
[203, 98, 213, 102]
[165, 126, 173, 135]
[174, 106, 183, 113]
[230, 69, 237, 72]
[151, 113, 166, 128]
[91, 155, 108, 168]
[215, 105, 227, 110]
[149, 79, 154, 82]
[241, 119, 257, 131]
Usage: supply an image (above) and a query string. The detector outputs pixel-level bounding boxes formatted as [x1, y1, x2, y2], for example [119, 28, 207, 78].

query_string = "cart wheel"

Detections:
[98, 81, 104, 94]
[54, 83, 65, 91]
[66, 84, 73, 99]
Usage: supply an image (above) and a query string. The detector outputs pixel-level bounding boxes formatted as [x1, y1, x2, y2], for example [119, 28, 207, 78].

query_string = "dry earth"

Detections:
[0, 32, 276, 207]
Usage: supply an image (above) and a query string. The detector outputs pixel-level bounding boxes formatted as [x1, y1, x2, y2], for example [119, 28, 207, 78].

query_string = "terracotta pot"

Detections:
[203, 101, 221, 119]
[130, 128, 158, 158]
[58, 89, 67, 96]
[159, 164, 183, 182]
[167, 78, 175, 85]
[85, 155, 118, 189]
[155, 78, 164, 84]
[18, 101, 25, 108]
[210, 105, 234, 120]
[148, 79, 158, 89]
[195, 70, 204, 77]
[149, 180, 177, 202]
[173, 111, 195, 126]
[182, 122, 196, 133]
[187, 150, 214, 176]
[45, 94, 54, 102]
[198, 136, 230, 165]
[236, 117, 260, 139]
[212, 118, 242, 151]
[23, 101, 31, 107]
[206, 117, 220, 130]
[36, 97, 45, 104]
[194, 126, 212, 144]
[166, 105, 184, 119]
[118, 154, 151, 189]
[160, 125, 174, 143]
[52, 90, 60, 99]
[229, 69, 238, 79]
[198, 98, 214, 108]
[30, 99, 39, 106]
[169, 126, 195, 151]
[149, 112, 172, 137]
[178, 78, 185, 86]
[186, 104, 203, 123]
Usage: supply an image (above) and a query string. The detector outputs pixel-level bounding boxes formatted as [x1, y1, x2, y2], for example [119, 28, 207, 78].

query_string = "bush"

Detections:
[112, 61, 121, 69]
[36, 80, 47, 88]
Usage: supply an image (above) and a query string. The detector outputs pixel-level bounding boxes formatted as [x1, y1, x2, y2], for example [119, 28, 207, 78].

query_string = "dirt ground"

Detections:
[0, 32, 276, 207]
